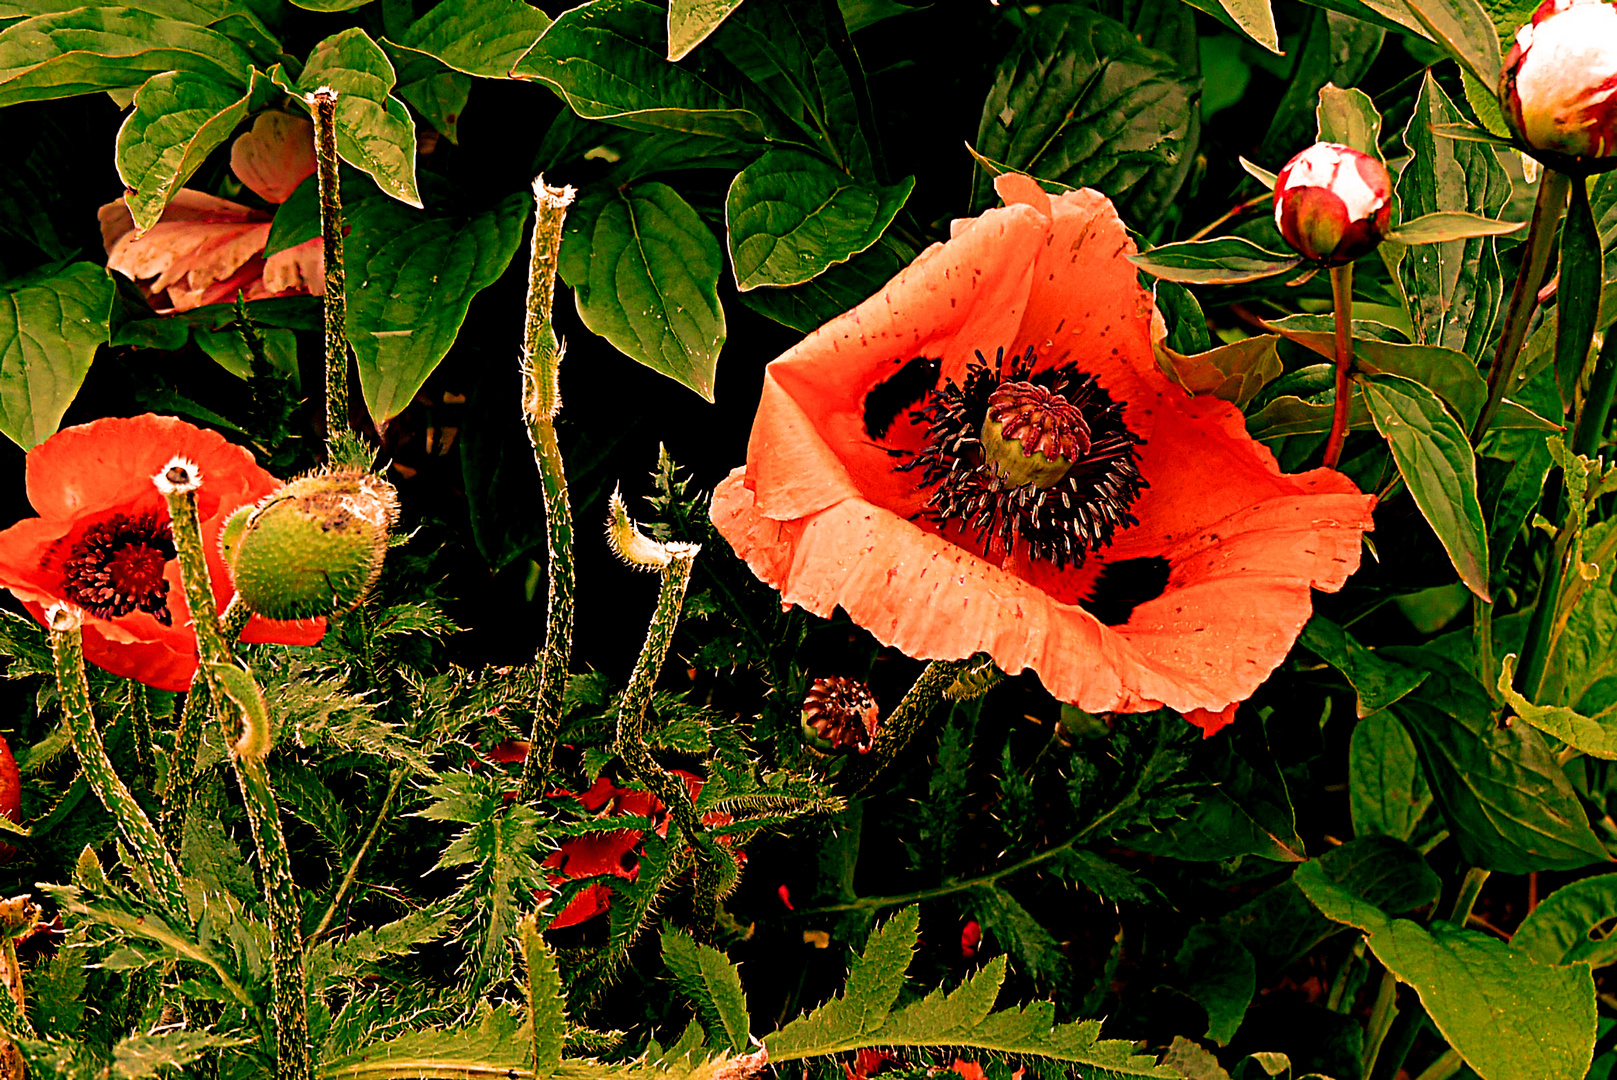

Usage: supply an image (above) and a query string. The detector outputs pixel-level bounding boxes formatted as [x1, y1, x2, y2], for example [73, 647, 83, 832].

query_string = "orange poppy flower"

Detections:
[99, 112, 323, 314]
[0, 414, 324, 690]
[711, 176, 1375, 736]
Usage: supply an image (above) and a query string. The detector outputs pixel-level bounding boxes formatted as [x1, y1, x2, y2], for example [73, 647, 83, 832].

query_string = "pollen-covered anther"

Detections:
[59, 512, 177, 625]
[801, 676, 881, 753]
[981, 380, 1092, 489]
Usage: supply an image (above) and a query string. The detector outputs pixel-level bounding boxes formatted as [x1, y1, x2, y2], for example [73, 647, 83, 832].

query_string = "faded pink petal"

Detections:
[231, 112, 317, 204]
[263, 237, 325, 296]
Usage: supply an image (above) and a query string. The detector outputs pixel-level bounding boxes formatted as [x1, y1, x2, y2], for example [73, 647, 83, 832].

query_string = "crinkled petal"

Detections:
[262, 237, 324, 296]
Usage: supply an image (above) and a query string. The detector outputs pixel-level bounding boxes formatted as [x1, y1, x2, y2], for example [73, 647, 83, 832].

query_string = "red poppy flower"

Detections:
[99, 112, 323, 314]
[711, 176, 1375, 735]
[0, 414, 325, 691]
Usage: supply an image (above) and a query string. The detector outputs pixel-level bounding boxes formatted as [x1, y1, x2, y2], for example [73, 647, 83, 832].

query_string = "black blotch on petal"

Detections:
[864, 356, 941, 440]
[1080, 556, 1170, 626]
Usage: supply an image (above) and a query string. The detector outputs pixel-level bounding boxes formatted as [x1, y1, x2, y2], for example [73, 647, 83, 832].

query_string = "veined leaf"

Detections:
[115, 70, 253, 231]
[668, 0, 745, 59]
[768, 907, 919, 1055]
[1212, 0, 1278, 50]
[317, 1006, 531, 1078]
[0, 261, 113, 449]
[1154, 335, 1281, 406]
[726, 148, 913, 290]
[1498, 653, 1617, 759]
[738, 233, 911, 332]
[1513, 874, 1617, 967]
[1349, 712, 1433, 842]
[113, 1031, 249, 1079]
[1129, 237, 1302, 284]
[1268, 327, 1484, 427]
[1302, 616, 1429, 718]
[1399, 0, 1503, 86]
[518, 916, 565, 1077]
[390, 0, 552, 78]
[662, 927, 751, 1052]
[1316, 82, 1381, 154]
[1384, 211, 1525, 244]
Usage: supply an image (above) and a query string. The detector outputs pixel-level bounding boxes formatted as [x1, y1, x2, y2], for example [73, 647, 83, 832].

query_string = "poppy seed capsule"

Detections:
[980, 380, 1091, 489]
[1272, 142, 1392, 265]
[1501, 0, 1617, 164]
[223, 470, 399, 619]
[801, 676, 880, 753]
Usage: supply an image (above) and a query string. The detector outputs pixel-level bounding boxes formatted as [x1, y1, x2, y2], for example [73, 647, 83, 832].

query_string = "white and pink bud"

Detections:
[1272, 142, 1393, 265]
[1501, 0, 1617, 164]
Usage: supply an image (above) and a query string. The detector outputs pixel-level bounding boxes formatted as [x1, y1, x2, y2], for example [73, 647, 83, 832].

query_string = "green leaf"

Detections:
[737, 233, 910, 332]
[1362, 373, 1490, 599]
[1155, 335, 1281, 407]
[1245, 394, 1374, 439]
[668, 0, 745, 60]
[1474, 0, 1536, 58]
[1257, 10, 1383, 166]
[1384, 211, 1526, 244]
[1399, 0, 1503, 87]
[345, 189, 528, 425]
[1212, 0, 1278, 51]
[726, 148, 912, 290]
[282, 28, 421, 207]
[1174, 925, 1255, 1045]
[1349, 712, 1434, 841]
[265, 174, 319, 257]
[1296, 859, 1596, 1080]
[390, 0, 552, 78]
[512, 0, 767, 145]
[1129, 238, 1303, 285]
[1432, 118, 1516, 146]
[316, 1005, 531, 1077]
[972, 5, 1198, 221]
[559, 182, 725, 401]
[113, 1031, 248, 1079]
[768, 907, 918, 1055]
[1315, 82, 1381, 154]
[1513, 874, 1617, 967]
[661, 927, 751, 1052]
[290, 0, 373, 11]
[115, 71, 251, 232]
[518, 915, 565, 1077]
[0, 262, 113, 449]
[1397, 73, 1512, 359]
[1302, 616, 1429, 717]
[1558, 178, 1603, 410]
[1498, 653, 1617, 759]
[387, 47, 470, 143]
[0, 7, 250, 106]
[1268, 327, 1484, 427]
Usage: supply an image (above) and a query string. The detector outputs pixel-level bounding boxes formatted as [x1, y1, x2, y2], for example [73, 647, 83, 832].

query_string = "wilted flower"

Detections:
[1500, 0, 1617, 163]
[99, 112, 324, 313]
[1272, 142, 1392, 265]
[712, 176, 1375, 736]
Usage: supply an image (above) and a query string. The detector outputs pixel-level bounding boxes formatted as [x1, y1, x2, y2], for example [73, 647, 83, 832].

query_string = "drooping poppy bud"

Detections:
[1500, 0, 1617, 164]
[801, 676, 880, 753]
[223, 470, 398, 619]
[1272, 142, 1393, 265]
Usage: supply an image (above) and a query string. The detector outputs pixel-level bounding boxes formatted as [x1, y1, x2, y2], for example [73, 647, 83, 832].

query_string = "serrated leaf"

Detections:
[390, 0, 552, 78]
[875, 957, 1008, 1044]
[0, 7, 250, 107]
[1130, 238, 1302, 285]
[1362, 373, 1490, 600]
[0, 261, 113, 449]
[1315, 82, 1381, 154]
[726, 148, 912, 290]
[344, 188, 528, 424]
[281, 28, 420, 207]
[662, 927, 751, 1052]
[1349, 712, 1433, 842]
[972, 5, 1198, 220]
[668, 0, 745, 59]
[1296, 859, 1594, 1080]
[519, 915, 565, 1077]
[113, 1031, 247, 1079]
[768, 907, 918, 1055]
[1513, 874, 1617, 967]
[115, 71, 252, 232]
[1155, 335, 1281, 406]
[560, 182, 725, 400]
[316, 1005, 531, 1077]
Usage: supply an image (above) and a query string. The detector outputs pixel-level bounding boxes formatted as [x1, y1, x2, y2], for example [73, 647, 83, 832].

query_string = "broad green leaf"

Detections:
[1399, 0, 1504, 86]
[1558, 179, 1603, 410]
[1349, 711, 1433, 841]
[1268, 328, 1484, 427]
[1257, 11, 1383, 166]
[1433, 117, 1515, 145]
[559, 182, 725, 401]
[291, 0, 372, 10]
[115, 70, 251, 232]
[1384, 211, 1526, 244]
[1298, 0, 1428, 41]
[1390, 655, 1611, 873]
[265, 174, 319, 256]
[972, 5, 1198, 222]
[1315, 82, 1381, 155]
[1154, 335, 1281, 406]
[517, 916, 564, 1077]
[1398, 73, 1512, 359]
[113, 1032, 248, 1079]
[668, 0, 745, 59]
[1302, 616, 1429, 717]
[390, 0, 552, 78]
[1129, 238, 1302, 285]
[1296, 859, 1595, 1080]
[0, 0, 223, 18]
[769, 907, 918, 1055]
[1513, 874, 1617, 967]
[281, 28, 420, 207]
[0, 262, 113, 448]
[1543, 518, 1617, 717]
[1174, 925, 1254, 1045]
[661, 927, 751, 1052]
[345, 190, 529, 424]
[0, 7, 250, 106]
[316, 1006, 530, 1077]
[1245, 394, 1374, 439]
[726, 148, 912, 290]
[1212, 0, 1278, 51]
[737, 233, 911, 332]
[513, 0, 767, 145]
[1362, 373, 1490, 599]
[1156, 278, 1212, 353]
[1498, 653, 1617, 758]
[388, 47, 471, 143]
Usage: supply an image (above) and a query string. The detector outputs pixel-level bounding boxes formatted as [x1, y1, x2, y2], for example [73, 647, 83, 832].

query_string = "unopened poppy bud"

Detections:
[224, 469, 399, 619]
[1501, 0, 1617, 163]
[979, 380, 1090, 490]
[801, 675, 880, 753]
[1272, 143, 1392, 265]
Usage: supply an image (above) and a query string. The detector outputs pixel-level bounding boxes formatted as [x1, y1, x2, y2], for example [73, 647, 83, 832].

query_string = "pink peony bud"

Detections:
[1501, 0, 1617, 164]
[1272, 142, 1393, 265]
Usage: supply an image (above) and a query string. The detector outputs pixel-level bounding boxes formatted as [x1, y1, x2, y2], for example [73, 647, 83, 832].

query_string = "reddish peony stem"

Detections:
[1323, 261, 1356, 469]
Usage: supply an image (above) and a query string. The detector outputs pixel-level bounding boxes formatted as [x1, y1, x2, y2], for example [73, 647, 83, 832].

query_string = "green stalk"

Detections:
[160, 679, 211, 853]
[1359, 970, 1400, 1080]
[1573, 320, 1617, 458]
[1445, 866, 1490, 925]
[310, 87, 349, 453]
[48, 608, 189, 922]
[126, 679, 155, 789]
[837, 657, 976, 795]
[518, 178, 577, 802]
[156, 461, 311, 1080]
[1518, 504, 1579, 700]
[309, 765, 408, 941]
[1413, 1049, 1464, 1080]
[1473, 169, 1572, 444]
[1323, 261, 1356, 469]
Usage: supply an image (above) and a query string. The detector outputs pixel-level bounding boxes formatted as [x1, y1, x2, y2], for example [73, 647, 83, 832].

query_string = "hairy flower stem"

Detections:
[310, 88, 349, 454]
[126, 679, 155, 788]
[48, 611, 189, 922]
[518, 177, 577, 802]
[1573, 322, 1617, 458]
[157, 463, 311, 1080]
[1323, 262, 1356, 469]
[161, 597, 251, 852]
[1474, 169, 1572, 444]
[837, 657, 977, 795]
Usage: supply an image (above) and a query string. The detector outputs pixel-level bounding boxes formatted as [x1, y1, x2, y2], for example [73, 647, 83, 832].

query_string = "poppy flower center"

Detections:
[898, 348, 1146, 568]
[59, 512, 177, 626]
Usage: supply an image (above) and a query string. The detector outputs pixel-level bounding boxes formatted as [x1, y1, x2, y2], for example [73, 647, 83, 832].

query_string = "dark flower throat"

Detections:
[60, 512, 177, 625]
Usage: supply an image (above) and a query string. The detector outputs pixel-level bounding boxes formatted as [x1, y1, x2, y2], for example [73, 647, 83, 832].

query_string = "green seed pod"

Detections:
[225, 469, 399, 619]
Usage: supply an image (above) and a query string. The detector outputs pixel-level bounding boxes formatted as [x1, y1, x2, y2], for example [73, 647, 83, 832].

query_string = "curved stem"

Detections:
[1473, 169, 1572, 444]
[1445, 866, 1490, 925]
[1324, 261, 1357, 469]
[836, 657, 975, 795]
